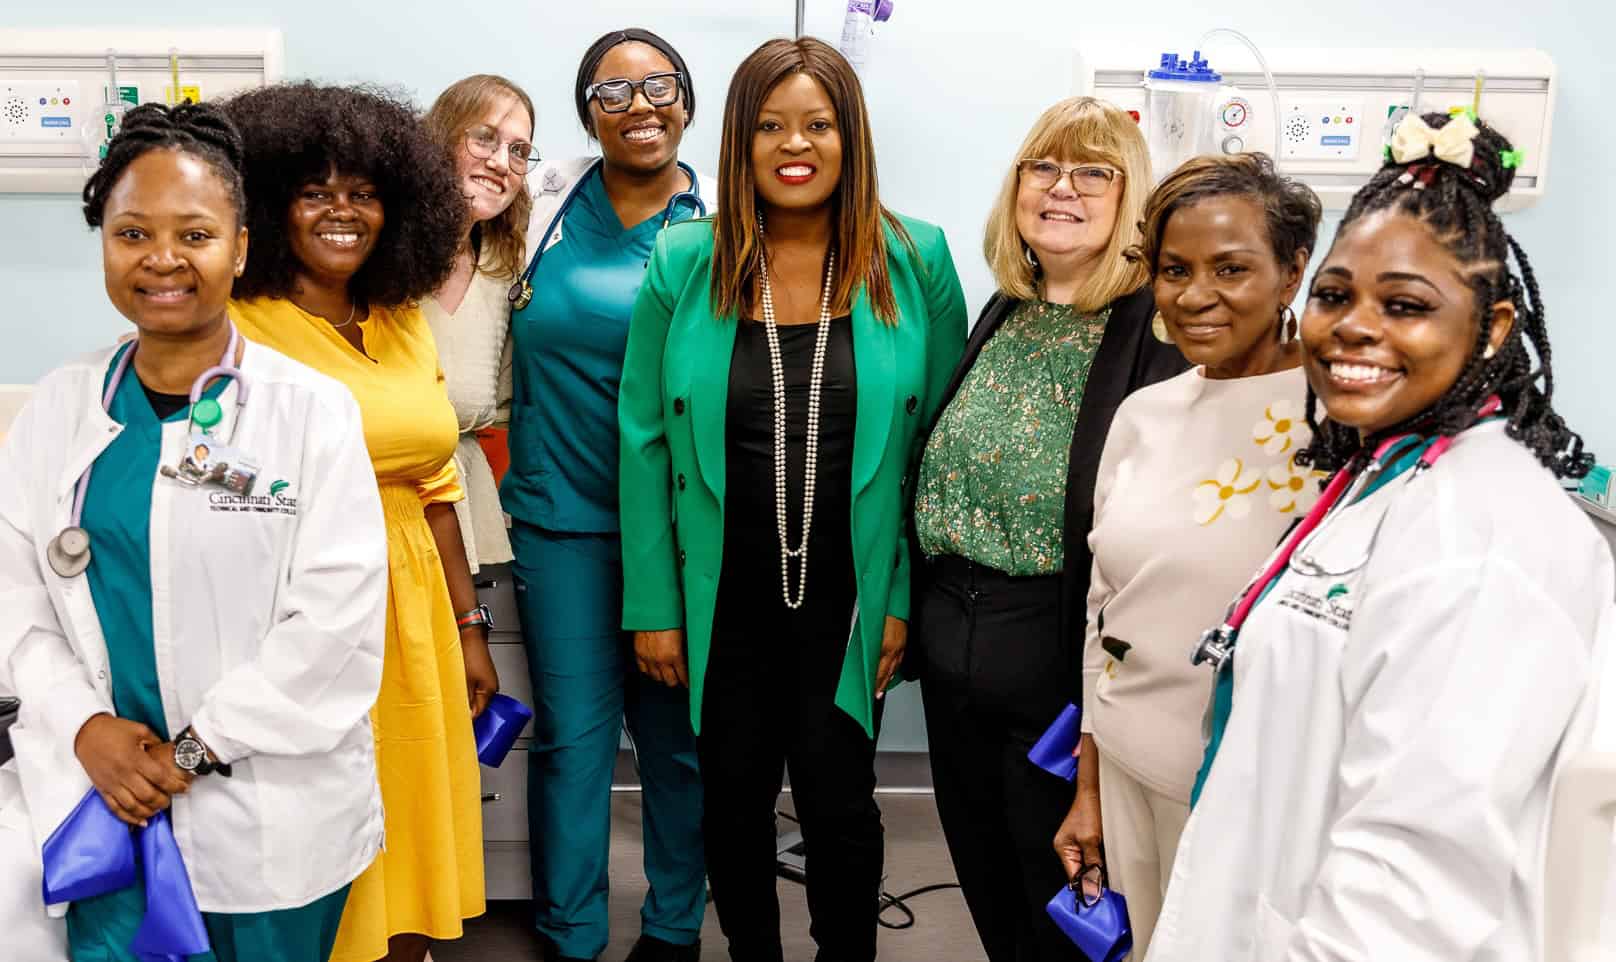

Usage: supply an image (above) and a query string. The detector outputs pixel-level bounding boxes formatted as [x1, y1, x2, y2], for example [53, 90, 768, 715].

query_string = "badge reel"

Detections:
[161, 396, 260, 496]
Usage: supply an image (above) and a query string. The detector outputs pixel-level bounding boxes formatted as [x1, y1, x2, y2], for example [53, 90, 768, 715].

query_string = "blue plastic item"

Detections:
[1148, 51, 1222, 83]
[1047, 882, 1134, 962]
[1028, 703, 1082, 781]
[42, 790, 212, 961]
[474, 693, 535, 767]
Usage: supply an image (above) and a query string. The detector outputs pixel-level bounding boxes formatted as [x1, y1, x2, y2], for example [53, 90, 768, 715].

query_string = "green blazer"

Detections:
[618, 214, 968, 738]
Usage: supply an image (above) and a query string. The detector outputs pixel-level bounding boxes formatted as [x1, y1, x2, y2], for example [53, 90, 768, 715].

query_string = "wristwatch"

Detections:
[456, 603, 494, 633]
[174, 726, 232, 777]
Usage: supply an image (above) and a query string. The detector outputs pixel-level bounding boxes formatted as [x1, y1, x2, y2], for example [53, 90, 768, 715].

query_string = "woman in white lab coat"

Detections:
[1147, 113, 1612, 961]
[0, 103, 389, 962]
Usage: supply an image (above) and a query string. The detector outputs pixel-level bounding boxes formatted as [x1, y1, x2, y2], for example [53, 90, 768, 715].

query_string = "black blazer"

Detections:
[907, 285, 1187, 699]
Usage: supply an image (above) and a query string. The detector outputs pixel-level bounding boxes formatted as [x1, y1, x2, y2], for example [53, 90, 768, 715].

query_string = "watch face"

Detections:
[174, 738, 205, 772]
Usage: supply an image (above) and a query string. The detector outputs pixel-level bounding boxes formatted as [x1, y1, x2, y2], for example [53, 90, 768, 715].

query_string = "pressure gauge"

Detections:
[1218, 96, 1251, 130]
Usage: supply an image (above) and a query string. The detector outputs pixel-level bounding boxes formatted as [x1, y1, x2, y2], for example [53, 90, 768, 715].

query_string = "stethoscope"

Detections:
[507, 159, 706, 311]
[1191, 396, 1502, 671]
[46, 324, 252, 579]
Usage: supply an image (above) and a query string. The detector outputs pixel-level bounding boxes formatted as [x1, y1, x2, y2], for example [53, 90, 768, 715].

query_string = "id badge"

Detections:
[179, 431, 261, 496]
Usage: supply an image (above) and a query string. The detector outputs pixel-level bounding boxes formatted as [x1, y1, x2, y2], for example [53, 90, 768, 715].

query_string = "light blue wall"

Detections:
[4, 0, 1612, 750]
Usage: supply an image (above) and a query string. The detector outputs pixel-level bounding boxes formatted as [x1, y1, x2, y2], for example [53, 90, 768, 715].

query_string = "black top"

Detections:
[908, 287, 1188, 700]
[721, 316, 857, 602]
[142, 383, 191, 420]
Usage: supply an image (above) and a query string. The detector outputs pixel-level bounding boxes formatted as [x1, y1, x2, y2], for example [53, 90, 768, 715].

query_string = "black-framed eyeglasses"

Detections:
[1069, 861, 1107, 909]
[1018, 159, 1122, 197]
[586, 72, 683, 113]
[465, 124, 541, 173]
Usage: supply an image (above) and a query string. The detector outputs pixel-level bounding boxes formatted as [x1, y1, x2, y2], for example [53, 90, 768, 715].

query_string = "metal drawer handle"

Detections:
[481, 792, 503, 803]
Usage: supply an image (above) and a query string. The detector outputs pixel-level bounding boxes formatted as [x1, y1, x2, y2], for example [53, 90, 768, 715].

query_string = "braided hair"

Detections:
[82, 101, 246, 229]
[1294, 112, 1592, 479]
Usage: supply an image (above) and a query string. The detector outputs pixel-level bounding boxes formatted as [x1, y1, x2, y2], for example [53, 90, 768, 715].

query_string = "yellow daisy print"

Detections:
[1194, 458, 1262, 525]
[1254, 400, 1303, 456]
[1266, 453, 1327, 513]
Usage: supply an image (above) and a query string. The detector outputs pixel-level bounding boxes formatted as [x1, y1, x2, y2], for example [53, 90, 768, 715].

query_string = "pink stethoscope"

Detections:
[1192, 395, 1503, 671]
[45, 325, 251, 580]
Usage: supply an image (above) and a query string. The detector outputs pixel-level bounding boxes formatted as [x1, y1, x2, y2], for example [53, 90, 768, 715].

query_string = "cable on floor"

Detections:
[774, 809, 962, 931]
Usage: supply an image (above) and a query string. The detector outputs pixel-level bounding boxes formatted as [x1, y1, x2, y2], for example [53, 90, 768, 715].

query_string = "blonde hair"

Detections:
[983, 97, 1152, 312]
[422, 74, 536, 281]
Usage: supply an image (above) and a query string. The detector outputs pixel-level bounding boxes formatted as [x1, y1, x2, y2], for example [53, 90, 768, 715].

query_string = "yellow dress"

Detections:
[231, 297, 486, 959]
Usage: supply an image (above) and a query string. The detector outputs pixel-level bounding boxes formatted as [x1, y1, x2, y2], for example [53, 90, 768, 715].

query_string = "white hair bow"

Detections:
[1389, 112, 1481, 168]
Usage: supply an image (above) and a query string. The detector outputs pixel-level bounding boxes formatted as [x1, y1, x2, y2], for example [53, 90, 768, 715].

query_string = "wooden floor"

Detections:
[432, 792, 983, 962]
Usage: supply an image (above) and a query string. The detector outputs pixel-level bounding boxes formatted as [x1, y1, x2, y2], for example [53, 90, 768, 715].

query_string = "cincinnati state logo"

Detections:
[209, 478, 298, 515]
[1278, 581, 1357, 632]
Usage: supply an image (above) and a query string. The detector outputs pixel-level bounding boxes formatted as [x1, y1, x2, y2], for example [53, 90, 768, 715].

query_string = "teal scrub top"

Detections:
[82, 344, 225, 734]
[501, 166, 702, 534]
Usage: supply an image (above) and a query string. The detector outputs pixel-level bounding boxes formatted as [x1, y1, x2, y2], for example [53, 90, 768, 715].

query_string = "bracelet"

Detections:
[456, 603, 494, 632]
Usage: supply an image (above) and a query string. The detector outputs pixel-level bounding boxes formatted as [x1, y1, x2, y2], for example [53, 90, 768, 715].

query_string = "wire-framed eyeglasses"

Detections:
[1069, 861, 1108, 908]
[1018, 159, 1123, 197]
[465, 124, 540, 173]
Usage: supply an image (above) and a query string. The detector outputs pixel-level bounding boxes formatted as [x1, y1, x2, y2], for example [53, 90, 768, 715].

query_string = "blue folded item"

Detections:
[1047, 881, 1133, 962]
[42, 787, 136, 904]
[43, 789, 211, 961]
[474, 693, 534, 767]
[131, 811, 211, 961]
[1028, 703, 1082, 781]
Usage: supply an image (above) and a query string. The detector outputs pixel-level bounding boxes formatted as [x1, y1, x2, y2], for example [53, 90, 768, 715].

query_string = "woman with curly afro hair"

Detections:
[222, 82, 495, 962]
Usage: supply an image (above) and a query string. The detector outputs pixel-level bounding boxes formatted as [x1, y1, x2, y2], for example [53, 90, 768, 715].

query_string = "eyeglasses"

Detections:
[465, 124, 540, 173]
[1018, 159, 1122, 197]
[1070, 862, 1107, 909]
[586, 72, 683, 113]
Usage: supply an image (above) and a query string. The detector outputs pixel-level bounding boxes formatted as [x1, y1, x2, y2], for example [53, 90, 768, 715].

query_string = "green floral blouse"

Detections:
[915, 300, 1110, 575]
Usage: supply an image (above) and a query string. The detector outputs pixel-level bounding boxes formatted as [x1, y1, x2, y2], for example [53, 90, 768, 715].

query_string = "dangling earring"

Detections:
[1024, 245, 1039, 270]
[1278, 304, 1298, 344]
[1151, 311, 1172, 344]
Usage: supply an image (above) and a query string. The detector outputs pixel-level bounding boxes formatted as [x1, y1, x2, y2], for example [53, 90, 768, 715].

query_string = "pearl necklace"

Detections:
[757, 217, 837, 609]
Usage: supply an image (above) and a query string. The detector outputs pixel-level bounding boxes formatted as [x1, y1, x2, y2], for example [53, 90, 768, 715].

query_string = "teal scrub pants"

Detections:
[66, 873, 349, 962]
[510, 522, 705, 958]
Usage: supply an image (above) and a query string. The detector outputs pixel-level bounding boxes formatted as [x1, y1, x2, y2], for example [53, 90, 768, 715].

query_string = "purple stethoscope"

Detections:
[46, 324, 252, 580]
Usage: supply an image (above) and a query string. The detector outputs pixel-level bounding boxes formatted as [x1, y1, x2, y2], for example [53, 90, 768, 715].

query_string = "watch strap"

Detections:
[178, 726, 233, 778]
[456, 603, 494, 632]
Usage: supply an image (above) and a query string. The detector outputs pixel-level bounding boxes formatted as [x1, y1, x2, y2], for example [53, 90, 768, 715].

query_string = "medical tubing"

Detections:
[190, 327, 247, 403]
[1417, 396, 1501, 467]
[1197, 28, 1281, 171]
[71, 323, 245, 528]
[71, 344, 138, 528]
[1225, 463, 1356, 631]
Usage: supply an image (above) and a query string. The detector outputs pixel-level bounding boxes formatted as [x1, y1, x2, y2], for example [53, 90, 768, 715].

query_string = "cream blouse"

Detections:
[423, 263, 514, 572]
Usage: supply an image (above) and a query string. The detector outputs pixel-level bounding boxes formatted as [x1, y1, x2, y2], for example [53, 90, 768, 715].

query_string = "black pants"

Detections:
[916, 556, 1083, 962]
[699, 571, 881, 962]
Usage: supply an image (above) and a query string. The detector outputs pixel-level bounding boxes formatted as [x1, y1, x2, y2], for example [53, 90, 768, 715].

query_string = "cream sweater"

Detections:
[1081, 364, 1320, 801]
[423, 265, 514, 572]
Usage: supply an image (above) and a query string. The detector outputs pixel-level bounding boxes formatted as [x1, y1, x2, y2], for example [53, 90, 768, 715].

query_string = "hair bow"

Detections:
[1389, 112, 1481, 169]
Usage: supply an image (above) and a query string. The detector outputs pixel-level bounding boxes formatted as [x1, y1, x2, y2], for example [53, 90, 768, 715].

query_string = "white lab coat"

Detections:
[0, 340, 389, 915]
[0, 759, 66, 959]
[1148, 422, 1615, 962]
[525, 155, 718, 262]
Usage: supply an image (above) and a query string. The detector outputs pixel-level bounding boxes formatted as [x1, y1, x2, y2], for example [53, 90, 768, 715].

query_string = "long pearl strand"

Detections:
[758, 215, 837, 609]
